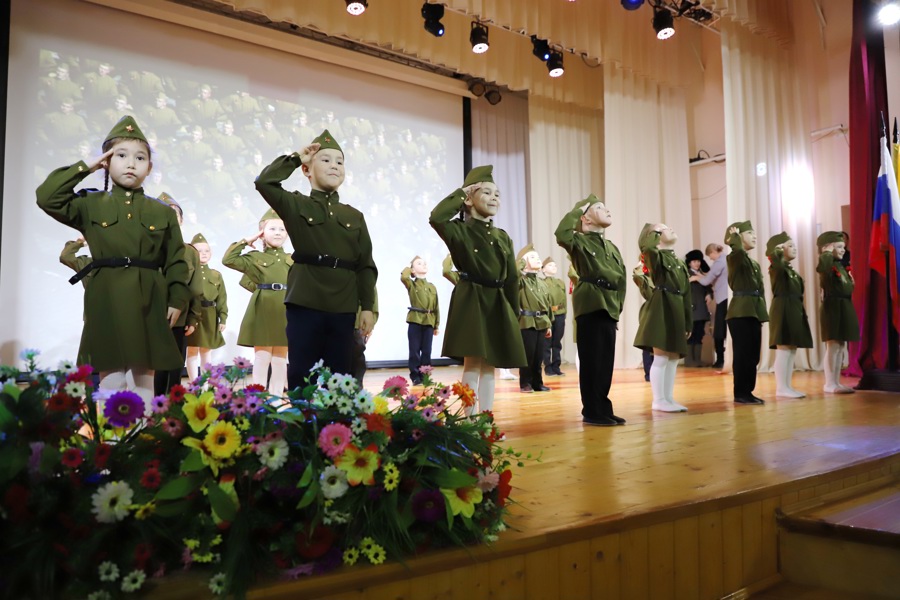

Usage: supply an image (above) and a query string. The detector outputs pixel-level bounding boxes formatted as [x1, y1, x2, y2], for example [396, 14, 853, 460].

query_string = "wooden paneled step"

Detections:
[751, 581, 886, 599]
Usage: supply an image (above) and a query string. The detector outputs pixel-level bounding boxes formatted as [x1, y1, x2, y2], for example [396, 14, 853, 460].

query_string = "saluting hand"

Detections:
[298, 143, 321, 166]
[462, 183, 482, 198]
[86, 148, 114, 173]
[822, 243, 834, 253]
[167, 307, 182, 328]
[244, 230, 264, 248]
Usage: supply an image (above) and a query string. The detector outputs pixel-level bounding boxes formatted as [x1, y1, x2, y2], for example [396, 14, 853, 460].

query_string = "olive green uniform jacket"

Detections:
[401, 268, 439, 328]
[555, 201, 627, 321]
[724, 235, 769, 322]
[223, 242, 291, 347]
[817, 252, 859, 342]
[632, 269, 654, 326]
[255, 154, 377, 314]
[519, 273, 553, 330]
[767, 249, 813, 348]
[185, 264, 228, 349]
[175, 244, 203, 329]
[60, 239, 92, 289]
[544, 277, 567, 316]
[633, 235, 692, 356]
[429, 190, 526, 368]
[442, 254, 460, 286]
[37, 162, 190, 371]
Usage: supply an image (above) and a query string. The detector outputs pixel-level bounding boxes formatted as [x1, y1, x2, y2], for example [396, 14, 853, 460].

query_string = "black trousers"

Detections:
[689, 319, 708, 345]
[350, 330, 368, 383]
[576, 310, 617, 419]
[519, 328, 547, 389]
[154, 325, 186, 396]
[407, 322, 434, 382]
[286, 305, 355, 391]
[642, 349, 653, 380]
[713, 299, 728, 366]
[727, 317, 761, 398]
[542, 313, 566, 374]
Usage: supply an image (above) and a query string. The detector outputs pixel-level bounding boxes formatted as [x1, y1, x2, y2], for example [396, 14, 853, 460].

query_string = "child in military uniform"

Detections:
[37, 115, 189, 405]
[223, 210, 291, 397]
[255, 131, 377, 389]
[766, 232, 813, 398]
[185, 233, 228, 380]
[60, 236, 92, 289]
[402, 257, 439, 385]
[634, 223, 692, 413]
[817, 231, 859, 393]
[541, 256, 567, 377]
[556, 194, 627, 426]
[517, 245, 553, 393]
[430, 165, 526, 414]
[632, 259, 654, 381]
[725, 221, 769, 405]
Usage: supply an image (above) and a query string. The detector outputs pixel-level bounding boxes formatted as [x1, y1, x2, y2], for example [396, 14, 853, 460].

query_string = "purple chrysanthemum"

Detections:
[234, 356, 252, 369]
[411, 489, 445, 523]
[104, 391, 145, 428]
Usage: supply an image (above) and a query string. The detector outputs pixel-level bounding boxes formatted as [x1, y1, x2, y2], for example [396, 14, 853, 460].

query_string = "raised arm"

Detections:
[253, 153, 306, 219]
[401, 266, 414, 291]
[429, 189, 466, 243]
[817, 248, 835, 273]
[222, 241, 261, 280]
[555, 199, 591, 253]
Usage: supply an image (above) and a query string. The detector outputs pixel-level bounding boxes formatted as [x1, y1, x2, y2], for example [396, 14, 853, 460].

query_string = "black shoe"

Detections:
[610, 414, 627, 425]
[750, 394, 766, 404]
[734, 396, 763, 405]
[520, 385, 534, 393]
[712, 363, 724, 370]
[544, 370, 557, 377]
[535, 385, 551, 392]
[556, 370, 566, 376]
[583, 416, 618, 426]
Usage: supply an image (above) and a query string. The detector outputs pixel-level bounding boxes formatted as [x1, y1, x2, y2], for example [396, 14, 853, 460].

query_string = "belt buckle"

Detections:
[332, 256, 339, 269]
[124, 257, 132, 268]
[273, 283, 285, 291]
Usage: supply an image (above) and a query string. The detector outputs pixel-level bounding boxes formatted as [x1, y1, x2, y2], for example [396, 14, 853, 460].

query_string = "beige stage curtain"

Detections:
[700, 0, 793, 45]
[720, 19, 821, 372]
[602, 65, 693, 370]
[527, 94, 604, 363]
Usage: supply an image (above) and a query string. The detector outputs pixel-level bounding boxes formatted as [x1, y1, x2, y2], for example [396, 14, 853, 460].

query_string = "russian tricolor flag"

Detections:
[868, 134, 900, 333]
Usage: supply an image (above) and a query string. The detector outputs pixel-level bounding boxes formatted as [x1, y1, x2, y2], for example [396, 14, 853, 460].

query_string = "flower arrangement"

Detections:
[0, 353, 528, 599]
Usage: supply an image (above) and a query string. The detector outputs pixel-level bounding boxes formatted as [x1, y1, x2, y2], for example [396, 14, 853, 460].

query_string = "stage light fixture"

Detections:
[653, 7, 675, 39]
[621, 0, 645, 10]
[531, 35, 551, 61]
[345, 0, 368, 15]
[468, 80, 486, 97]
[470, 22, 490, 54]
[485, 88, 502, 105]
[422, 3, 446, 37]
[547, 51, 564, 78]
[878, 1, 900, 25]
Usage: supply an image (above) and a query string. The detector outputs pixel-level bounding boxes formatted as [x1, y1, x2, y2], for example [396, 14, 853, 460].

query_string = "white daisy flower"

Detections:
[317, 389, 335, 407]
[64, 381, 86, 398]
[338, 375, 357, 394]
[57, 359, 77, 374]
[91, 481, 134, 523]
[320, 465, 349, 499]
[120, 569, 146, 593]
[354, 389, 375, 413]
[310, 359, 325, 372]
[98, 561, 119, 582]
[335, 396, 354, 415]
[350, 417, 367, 436]
[326, 374, 343, 391]
[208, 572, 227, 595]
[257, 439, 289, 470]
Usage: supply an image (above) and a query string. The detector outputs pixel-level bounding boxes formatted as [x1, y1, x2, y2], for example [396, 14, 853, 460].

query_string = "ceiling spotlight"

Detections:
[468, 80, 486, 97]
[485, 88, 502, 105]
[621, 0, 645, 10]
[878, 1, 900, 25]
[531, 35, 551, 61]
[653, 7, 675, 39]
[547, 50, 564, 77]
[422, 3, 445, 37]
[470, 22, 490, 54]
[345, 0, 367, 15]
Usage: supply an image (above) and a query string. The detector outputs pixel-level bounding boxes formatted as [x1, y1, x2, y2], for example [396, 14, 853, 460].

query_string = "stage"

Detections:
[166, 365, 900, 600]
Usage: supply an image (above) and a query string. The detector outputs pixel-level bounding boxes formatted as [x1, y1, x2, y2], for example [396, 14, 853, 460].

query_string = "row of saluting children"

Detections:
[37, 115, 859, 425]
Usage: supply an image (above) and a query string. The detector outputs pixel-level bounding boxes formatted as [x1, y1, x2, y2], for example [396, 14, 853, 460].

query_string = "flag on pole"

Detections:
[869, 132, 900, 334]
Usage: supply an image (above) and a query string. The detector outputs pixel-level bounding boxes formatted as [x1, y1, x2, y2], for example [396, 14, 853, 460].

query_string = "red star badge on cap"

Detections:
[125, 125, 134, 132]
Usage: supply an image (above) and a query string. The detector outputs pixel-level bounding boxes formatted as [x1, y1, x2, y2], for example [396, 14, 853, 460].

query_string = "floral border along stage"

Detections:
[0, 350, 531, 599]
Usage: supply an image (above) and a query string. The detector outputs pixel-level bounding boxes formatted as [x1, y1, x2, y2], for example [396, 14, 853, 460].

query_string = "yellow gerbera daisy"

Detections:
[203, 421, 242, 459]
[182, 392, 219, 433]
[365, 543, 386, 565]
[335, 444, 381, 486]
[441, 484, 484, 519]
[182, 437, 222, 476]
[382, 462, 400, 492]
[133, 501, 156, 520]
[373, 396, 389, 415]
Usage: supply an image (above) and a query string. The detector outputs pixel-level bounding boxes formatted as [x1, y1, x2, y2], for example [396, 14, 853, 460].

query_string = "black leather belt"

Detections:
[257, 283, 287, 291]
[459, 272, 503, 288]
[69, 257, 160, 285]
[825, 293, 852, 300]
[654, 285, 681, 294]
[733, 290, 763, 297]
[200, 300, 216, 307]
[520, 310, 547, 317]
[408, 307, 433, 314]
[580, 276, 617, 291]
[292, 253, 355, 270]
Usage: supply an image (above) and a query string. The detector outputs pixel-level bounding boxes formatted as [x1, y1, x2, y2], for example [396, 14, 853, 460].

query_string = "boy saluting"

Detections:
[255, 130, 377, 389]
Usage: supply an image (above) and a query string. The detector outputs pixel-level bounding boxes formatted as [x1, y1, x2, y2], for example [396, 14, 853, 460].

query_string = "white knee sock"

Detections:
[823, 342, 838, 392]
[462, 357, 482, 416]
[650, 355, 671, 410]
[269, 355, 287, 398]
[478, 361, 495, 413]
[200, 348, 212, 366]
[253, 349, 273, 388]
[186, 351, 201, 382]
[774, 349, 790, 396]
[99, 370, 127, 391]
[787, 350, 806, 397]
[665, 358, 687, 411]
[127, 368, 155, 416]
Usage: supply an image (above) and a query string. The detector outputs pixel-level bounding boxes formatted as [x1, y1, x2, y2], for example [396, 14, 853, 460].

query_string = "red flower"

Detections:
[244, 383, 266, 394]
[3, 483, 31, 521]
[832, 266, 841, 278]
[140, 467, 162, 490]
[66, 364, 94, 383]
[47, 393, 74, 412]
[496, 469, 513, 507]
[94, 443, 112, 469]
[295, 525, 336, 559]
[364, 413, 394, 439]
[61, 448, 84, 469]
[145, 459, 161, 470]
[169, 384, 187, 403]
[134, 543, 152, 569]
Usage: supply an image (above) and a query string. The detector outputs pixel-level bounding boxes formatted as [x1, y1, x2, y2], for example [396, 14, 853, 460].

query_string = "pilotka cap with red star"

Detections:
[103, 115, 148, 148]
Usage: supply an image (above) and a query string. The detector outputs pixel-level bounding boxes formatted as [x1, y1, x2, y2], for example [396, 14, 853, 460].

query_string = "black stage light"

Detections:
[345, 0, 368, 15]
[468, 80, 486, 97]
[470, 22, 490, 54]
[485, 88, 502, 105]
[653, 7, 675, 39]
[547, 50, 564, 78]
[531, 35, 551, 61]
[422, 3, 445, 37]
[621, 0, 645, 10]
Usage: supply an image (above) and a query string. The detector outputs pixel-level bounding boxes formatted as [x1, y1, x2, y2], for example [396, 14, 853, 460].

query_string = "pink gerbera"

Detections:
[421, 406, 437, 422]
[382, 376, 408, 397]
[150, 395, 170, 414]
[214, 386, 233, 404]
[402, 394, 420, 410]
[161, 417, 184, 438]
[230, 396, 248, 415]
[234, 356, 252, 369]
[433, 398, 447, 412]
[318, 423, 352, 459]
[436, 386, 451, 400]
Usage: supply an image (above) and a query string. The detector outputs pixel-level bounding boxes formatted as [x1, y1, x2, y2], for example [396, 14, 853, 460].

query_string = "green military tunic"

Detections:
[429, 190, 526, 368]
[519, 273, 553, 330]
[175, 244, 203, 329]
[37, 164, 190, 371]
[725, 233, 769, 322]
[442, 253, 460, 286]
[544, 277, 567, 317]
[401, 268, 439, 328]
[632, 267, 654, 325]
[185, 263, 228, 349]
[554, 200, 626, 321]
[817, 252, 859, 342]
[633, 231, 692, 356]
[223, 242, 291, 347]
[60, 239, 92, 289]
[767, 248, 813, 348]
[255, 154, 377, 314]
